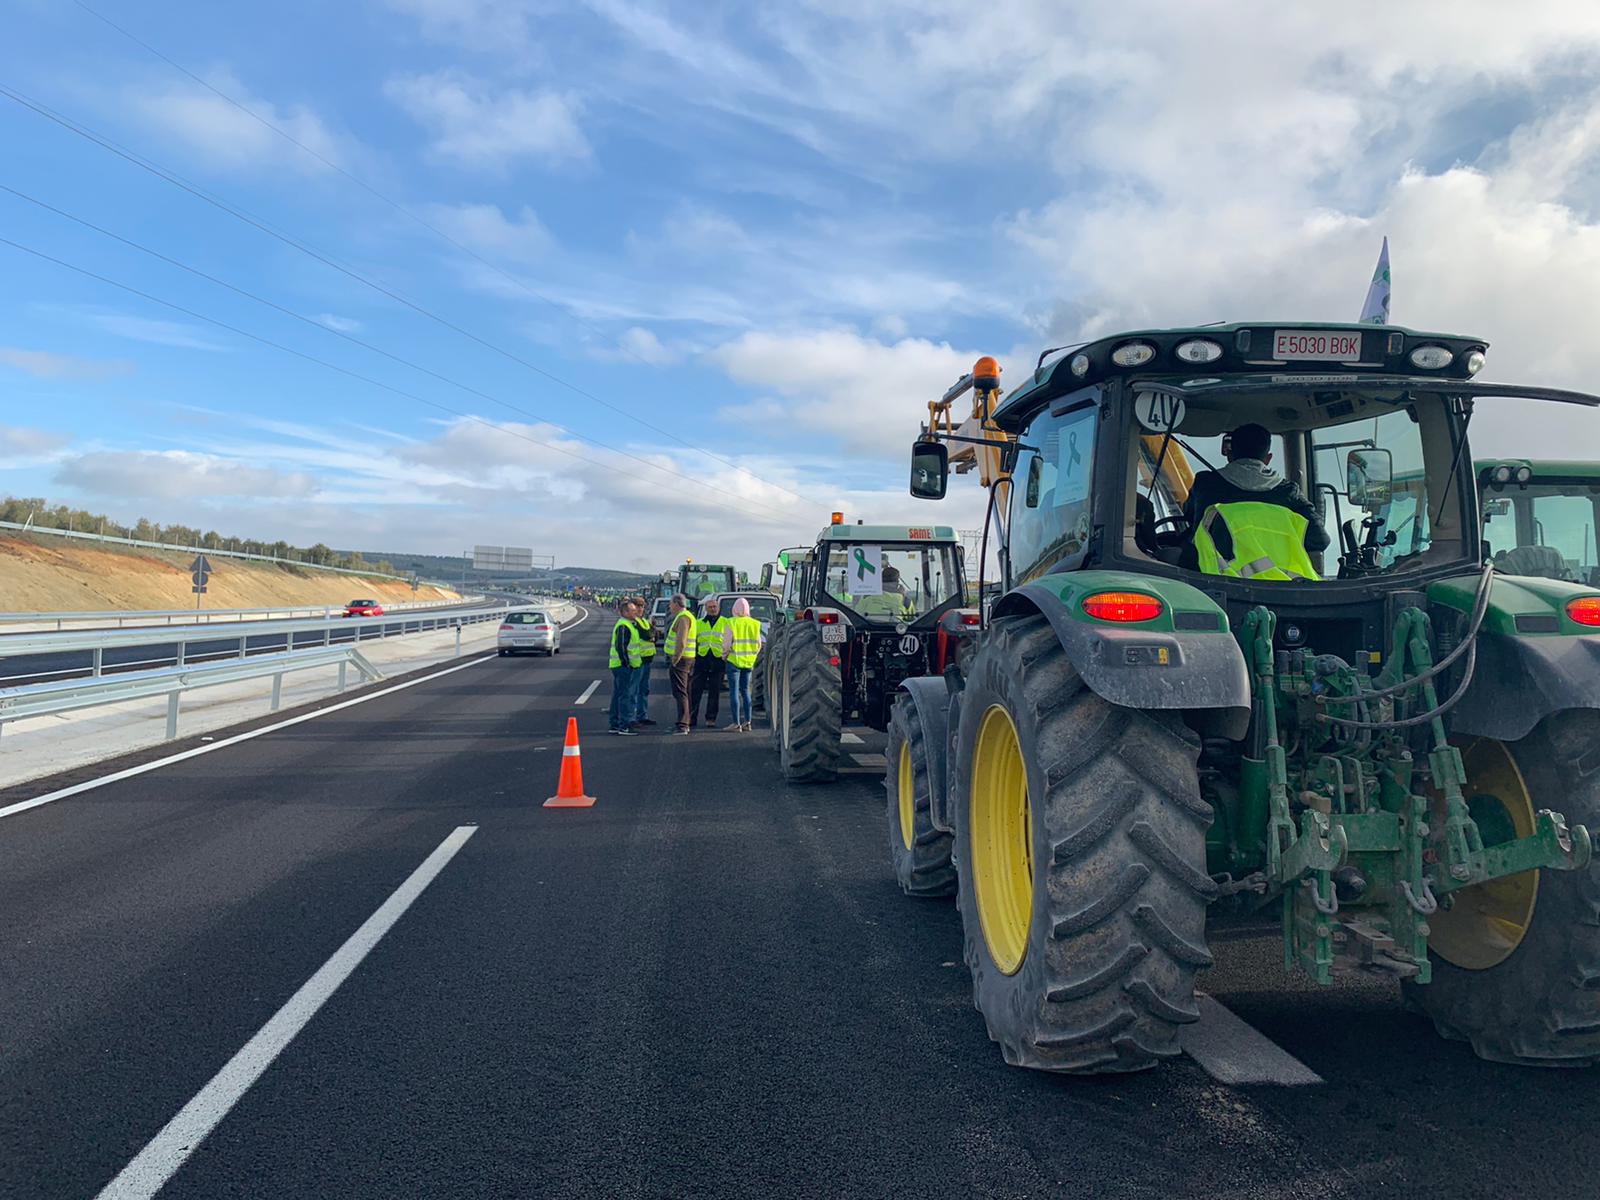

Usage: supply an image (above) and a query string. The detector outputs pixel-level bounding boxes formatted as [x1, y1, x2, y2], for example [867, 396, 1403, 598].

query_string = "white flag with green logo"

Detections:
[1359, 237, 1391, 325]
[849, 544, 883, 596]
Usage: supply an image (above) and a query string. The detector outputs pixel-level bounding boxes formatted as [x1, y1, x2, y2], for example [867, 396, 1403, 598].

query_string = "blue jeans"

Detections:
[609, 664, 639, 730]
[633, 658, 653, 722]
[725, 665, 753, 725]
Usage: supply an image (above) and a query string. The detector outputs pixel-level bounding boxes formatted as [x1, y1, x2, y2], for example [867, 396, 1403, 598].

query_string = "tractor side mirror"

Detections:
[910, 439, 949, 499]
[1347, 447, 1393, 510]
[759, 563, 773, 590]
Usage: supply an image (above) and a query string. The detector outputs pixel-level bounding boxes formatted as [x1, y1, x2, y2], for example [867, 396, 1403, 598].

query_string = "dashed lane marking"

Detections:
[95, 825, 479, 1199]
[1181, 994, 1323, 1086]
[574, 680, 601, 705]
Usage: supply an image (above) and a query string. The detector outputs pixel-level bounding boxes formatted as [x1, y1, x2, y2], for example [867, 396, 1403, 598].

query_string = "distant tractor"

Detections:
[1478, 459, 1600, 585]
[678, 562, 738, 609]
[892, 325, 1600, 1072]
[763, 518, 974, 784]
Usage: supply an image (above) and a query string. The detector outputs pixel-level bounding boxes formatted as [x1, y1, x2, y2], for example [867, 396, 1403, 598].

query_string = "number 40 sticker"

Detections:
[1133, 390, 1186, 433]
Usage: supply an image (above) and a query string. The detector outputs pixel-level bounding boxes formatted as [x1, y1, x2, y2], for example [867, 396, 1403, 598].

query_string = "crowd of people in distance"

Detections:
[608, 593, 764, 736]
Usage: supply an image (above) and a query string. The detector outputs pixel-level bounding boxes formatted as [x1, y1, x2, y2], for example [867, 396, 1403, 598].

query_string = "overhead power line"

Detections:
[0, 233, 798, 527]
[0, 183, 801, 523]
[26, 17, 827, 509]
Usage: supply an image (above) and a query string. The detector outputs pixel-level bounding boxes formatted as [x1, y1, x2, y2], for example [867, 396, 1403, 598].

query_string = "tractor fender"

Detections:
[896, 677, 953, 833]
[993, 579, 1250, 739]
[1448, 631, 1600, 741]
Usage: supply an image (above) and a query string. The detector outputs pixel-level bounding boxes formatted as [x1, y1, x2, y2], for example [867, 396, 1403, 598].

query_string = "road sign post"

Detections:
[190, 554, 213, 610]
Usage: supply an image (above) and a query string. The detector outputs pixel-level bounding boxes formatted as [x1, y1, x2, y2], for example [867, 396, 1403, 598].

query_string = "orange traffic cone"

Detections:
[544, 717, 597, 808]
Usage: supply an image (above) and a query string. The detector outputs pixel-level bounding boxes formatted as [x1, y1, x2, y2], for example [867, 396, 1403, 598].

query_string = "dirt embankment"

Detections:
[0, 534, 461, 613]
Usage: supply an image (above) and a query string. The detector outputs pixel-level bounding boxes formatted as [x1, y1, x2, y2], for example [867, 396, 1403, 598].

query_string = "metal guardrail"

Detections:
[0, 518, 417, 581]
[0, 604, 523, 686]
[0, 645, 385, 740]
[0, 594, 486, 631]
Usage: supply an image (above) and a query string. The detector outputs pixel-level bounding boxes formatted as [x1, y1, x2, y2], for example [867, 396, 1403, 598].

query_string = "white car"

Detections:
[497, 610, 561, 656]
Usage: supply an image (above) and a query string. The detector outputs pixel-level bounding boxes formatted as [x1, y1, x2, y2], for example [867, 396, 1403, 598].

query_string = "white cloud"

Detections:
[591, 326, 682, 366]
[315, 314, 363, 333]
[383, 0, 543, 54]
[127, 69, 347, 173]
[0, 425, 70, 460]
[50, 306, 229, 352]
[710, 329, 981, 456]
[386, 72, 589, 168]
[426, 202, 552, 264]
[0, 348, 133, 381]
[56, 451, 316, 500]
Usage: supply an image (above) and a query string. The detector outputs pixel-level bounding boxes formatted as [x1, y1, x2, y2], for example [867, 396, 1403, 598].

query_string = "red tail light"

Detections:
[1082, 592, 1164, 623]
[960, 612, 981, 626]
[815, 611, 840, 625]
[536, 624, 553, 632]
[499, 624, 513, 631]
[1567, 597, 1600, 627]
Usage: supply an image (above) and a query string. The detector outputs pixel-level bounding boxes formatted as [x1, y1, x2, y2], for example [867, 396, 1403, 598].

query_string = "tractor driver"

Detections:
[856, 565, 916, 618]
[1181, 422, 1330, 581]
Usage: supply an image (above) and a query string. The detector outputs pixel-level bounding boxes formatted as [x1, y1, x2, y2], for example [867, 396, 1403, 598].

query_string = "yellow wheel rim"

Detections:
[970, 704, 1033, 975]
[1431, 738, 1540, 971]
[898, 740, 916, 850]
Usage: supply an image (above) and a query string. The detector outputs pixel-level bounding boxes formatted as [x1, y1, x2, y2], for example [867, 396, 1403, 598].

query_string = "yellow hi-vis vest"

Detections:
[726, 616, 762, 669]
[1193, 502, 1318, 582]
[696, 615, 728, 658]
[609, 618, 644, 669]
[632, 617, 656, 659]
[667, 609, 697, 657]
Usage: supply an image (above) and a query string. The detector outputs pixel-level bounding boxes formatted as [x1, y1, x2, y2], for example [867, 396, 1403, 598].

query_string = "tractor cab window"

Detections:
[1010, 403, 1098, 582]
[1126, 388, 1468, 581]
[822, 543, 961, 622]
[1484, 483, 1600, 582]
[682, 566, 734, 598]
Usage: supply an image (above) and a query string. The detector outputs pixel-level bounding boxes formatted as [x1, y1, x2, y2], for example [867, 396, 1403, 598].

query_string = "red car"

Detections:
[344, 598, 384, 618]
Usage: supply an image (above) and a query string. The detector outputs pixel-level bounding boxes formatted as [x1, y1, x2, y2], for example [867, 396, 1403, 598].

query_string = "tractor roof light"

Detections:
[1491, 464, 1515, 485]
[973, 356, 1002, 389]
[1409, 344, 1454, 370]
[1464, 348, 1486, 376]
[1566, 597, 1600, 627]
[831, 511, 844, 525]
[1515, 465, 1533, 484]
[1174, 338, 1223, 364]
[1069, 353, 1090, 377]
[1111, 341, 1157, 368]
[1082, 591, 1164, 623]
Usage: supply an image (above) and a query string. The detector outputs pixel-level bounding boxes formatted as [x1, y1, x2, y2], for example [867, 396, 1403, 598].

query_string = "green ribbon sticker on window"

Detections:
[853, 547, 877, 579]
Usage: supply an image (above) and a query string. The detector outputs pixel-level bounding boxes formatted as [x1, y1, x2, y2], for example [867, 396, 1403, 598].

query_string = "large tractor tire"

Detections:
[952, 614, 1214, 1073]
[765, 638, 785, 749]
[753, 649, 767, 714]
[886, 695, 956, 897]
[778, 620, 843, 783]
[1403, 710, 1600, 1065]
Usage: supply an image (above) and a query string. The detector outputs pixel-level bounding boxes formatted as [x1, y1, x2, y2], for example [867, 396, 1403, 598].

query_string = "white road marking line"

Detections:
[850, 753, 887, 768]
[1180, 994, 1323, 1086]
[1, 605, 596, 821]
[574, 680, 601, 705]
[95, 825, 478, 1199]
[840, 732, 864, 744]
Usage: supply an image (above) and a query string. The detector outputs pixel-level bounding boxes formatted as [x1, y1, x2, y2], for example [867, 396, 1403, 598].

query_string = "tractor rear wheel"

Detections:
[778, 620, 843, 783]
[886, 695, 956, 896]
[753, 650, 767, 713]
[764, 637, 785, 749]
[1403, 710, 1600, 1064]
[953, 614, 1213, 1073]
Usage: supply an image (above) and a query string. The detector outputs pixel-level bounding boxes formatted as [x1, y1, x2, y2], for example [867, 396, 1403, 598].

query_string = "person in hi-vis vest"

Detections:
[720, 597, 766, 732]
[665, 593, 697, 734]
[1182, 422, 1330, 580]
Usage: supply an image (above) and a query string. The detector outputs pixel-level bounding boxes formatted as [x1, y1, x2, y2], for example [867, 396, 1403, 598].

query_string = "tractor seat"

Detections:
[1494, 545, 1574, 581]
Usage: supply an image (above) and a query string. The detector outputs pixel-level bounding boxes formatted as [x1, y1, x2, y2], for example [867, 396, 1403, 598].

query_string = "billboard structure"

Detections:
[471, 545, 544, 573]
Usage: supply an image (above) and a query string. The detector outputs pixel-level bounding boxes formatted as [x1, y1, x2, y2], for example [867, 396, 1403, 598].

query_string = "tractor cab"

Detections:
[1479, 459, 1600, 585]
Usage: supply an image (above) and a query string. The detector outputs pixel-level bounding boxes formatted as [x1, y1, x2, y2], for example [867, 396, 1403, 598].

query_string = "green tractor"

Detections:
[1479, 459, 1600, 585]
[764, 520, 973, 785]
[679, 562, 737, 608]
[895, 323, 1600, 1072]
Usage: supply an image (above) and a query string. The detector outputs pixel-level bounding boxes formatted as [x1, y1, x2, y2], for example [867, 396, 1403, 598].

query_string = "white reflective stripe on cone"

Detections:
[563, 745, 581, 756]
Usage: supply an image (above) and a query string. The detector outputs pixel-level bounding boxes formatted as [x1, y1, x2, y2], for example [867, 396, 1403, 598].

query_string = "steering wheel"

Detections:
[1150, 514, 1190, 534]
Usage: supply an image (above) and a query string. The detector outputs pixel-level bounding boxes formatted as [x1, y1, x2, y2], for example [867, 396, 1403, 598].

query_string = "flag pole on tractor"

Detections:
[1359, 236, 1391, 324]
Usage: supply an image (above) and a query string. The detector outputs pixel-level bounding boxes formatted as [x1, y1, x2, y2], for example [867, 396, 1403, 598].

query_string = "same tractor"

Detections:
[1478, 459, 1600, 585]
[888, 323, 1600, 1072]
[762, 519, 973, 783]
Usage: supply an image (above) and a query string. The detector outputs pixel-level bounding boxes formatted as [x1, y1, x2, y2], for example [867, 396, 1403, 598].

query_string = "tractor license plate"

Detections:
[1272, 330, 1362, 362]
[821, 624, 848, 644]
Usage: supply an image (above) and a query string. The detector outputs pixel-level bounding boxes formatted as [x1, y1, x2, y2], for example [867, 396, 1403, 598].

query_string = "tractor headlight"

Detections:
[1515, 465, 1533, 484]
[1409, 344, 1454, 369]
[1174, 338, 1223, 364]
[1111, 341, 1156, 368]
[1491, 464, 1514, 484]
[1464, 349, 1486, 376]
[1069, 353, 1090, 377]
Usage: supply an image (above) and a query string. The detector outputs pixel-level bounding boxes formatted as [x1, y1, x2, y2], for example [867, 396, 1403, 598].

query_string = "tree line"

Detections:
[0, 497, 397, 576]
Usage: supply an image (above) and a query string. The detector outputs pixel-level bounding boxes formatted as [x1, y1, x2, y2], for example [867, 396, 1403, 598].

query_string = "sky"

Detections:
[4, 1, 1600, 576]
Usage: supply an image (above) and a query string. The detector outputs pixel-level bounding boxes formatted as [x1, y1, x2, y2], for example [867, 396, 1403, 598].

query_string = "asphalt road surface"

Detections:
[0, 597, 522, 685]
[3, 606, 1598, 1199]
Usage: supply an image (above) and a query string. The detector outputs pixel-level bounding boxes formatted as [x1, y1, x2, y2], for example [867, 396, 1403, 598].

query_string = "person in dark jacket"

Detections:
[1182, 422, 1331, 558]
